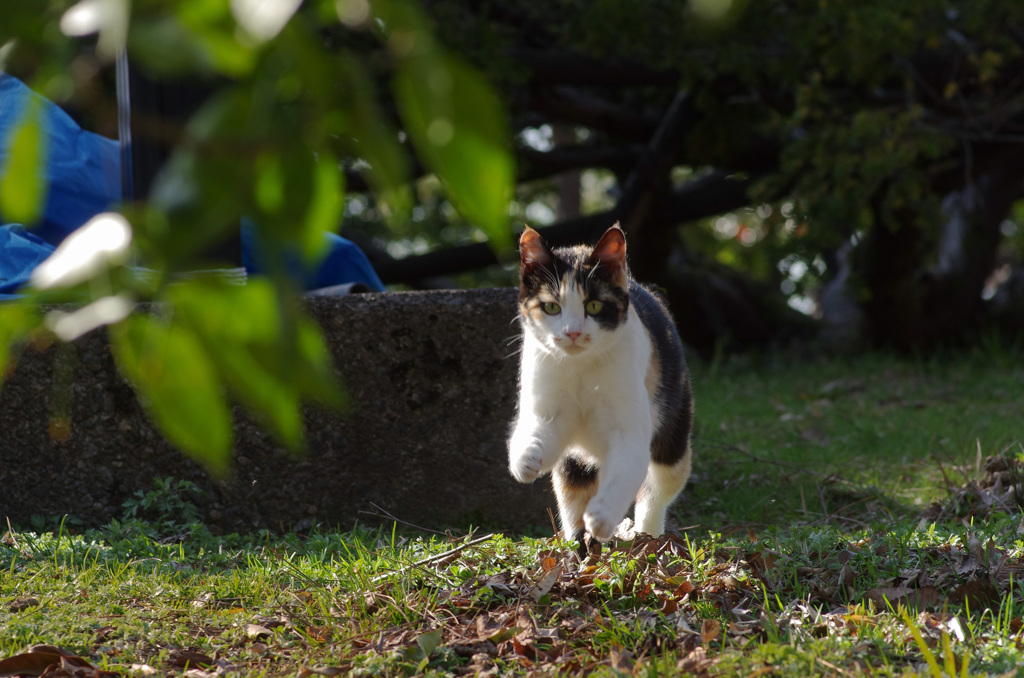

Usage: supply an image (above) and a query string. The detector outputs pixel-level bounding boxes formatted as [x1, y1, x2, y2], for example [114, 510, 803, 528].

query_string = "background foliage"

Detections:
[3, 0, 1024, 468]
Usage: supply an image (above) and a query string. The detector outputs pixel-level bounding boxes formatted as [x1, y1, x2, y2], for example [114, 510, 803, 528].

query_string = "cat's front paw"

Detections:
[509, 443, 547, 483]
[583, 503, 622, 542]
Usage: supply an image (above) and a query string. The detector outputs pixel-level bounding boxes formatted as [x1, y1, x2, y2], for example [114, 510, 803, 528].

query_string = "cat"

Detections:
[508, 223, 694, 544]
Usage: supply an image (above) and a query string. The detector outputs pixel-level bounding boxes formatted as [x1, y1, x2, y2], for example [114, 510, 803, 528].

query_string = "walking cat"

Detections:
[508, 223, 694, 543]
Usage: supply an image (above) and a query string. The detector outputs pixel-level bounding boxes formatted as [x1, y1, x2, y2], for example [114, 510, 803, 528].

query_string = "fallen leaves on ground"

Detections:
[336, 526, 1024, 676]
[928, 448, 1024, 521]
[6, 515, 1024, 676]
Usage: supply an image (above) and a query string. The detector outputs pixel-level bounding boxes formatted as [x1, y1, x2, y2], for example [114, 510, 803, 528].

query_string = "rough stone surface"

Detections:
[0, 288, 558, 533]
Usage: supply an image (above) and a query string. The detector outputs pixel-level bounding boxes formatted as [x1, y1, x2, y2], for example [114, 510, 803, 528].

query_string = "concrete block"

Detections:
[0, 289, 558, 534]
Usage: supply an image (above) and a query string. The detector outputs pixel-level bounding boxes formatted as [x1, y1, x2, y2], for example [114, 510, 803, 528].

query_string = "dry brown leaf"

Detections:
[949, 578, 1000, 609]
[0, 649, 63, 677]
[245, 623, 274, 639]
[701, 619, 721, 645]
[677, 646, 712, 674]
[609, 647, 634, 672]
[298, 666, 343, 678]
[165, 649, 214, 669]
[863, 584, 941, 609]
[511, 637, 535, 661]
[838, 562, 855, 588]
[474, 614, 500, 639]
[191, 593, 242, 610]
[8, 597, 39, 613]
[671, 579, 695, 597]
[0, 645, 117, 678]
[528, 564, 562, 602]
[291, 590, 314, 604]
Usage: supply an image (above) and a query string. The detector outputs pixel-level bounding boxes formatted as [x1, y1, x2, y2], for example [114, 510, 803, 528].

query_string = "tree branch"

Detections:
[369, 170, 757, 286]
[508, 48, 680, 87]
[523, 87, 662, 142]
[518, 145, 641, 182]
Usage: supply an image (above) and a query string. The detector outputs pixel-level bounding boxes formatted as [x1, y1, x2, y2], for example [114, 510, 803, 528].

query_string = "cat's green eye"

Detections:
[585, 299, 604, 315]
[542, 301, 561, 315]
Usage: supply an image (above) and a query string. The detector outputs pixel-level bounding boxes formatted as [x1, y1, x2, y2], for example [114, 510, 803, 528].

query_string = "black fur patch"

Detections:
[631, 282, 693, 467]
[559, 455, 599, 488]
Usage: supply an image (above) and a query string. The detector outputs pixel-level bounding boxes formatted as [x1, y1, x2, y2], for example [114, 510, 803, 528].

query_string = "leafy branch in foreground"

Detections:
[0, 0, 515, 470]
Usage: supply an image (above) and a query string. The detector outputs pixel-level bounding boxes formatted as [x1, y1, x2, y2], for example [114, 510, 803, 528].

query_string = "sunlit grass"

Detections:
[686, 351, 1024, 528]
[1, 352, 1023, 676]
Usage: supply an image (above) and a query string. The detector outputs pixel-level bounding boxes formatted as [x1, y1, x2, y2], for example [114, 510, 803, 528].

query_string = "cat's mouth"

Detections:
[558, 342, 587, 355]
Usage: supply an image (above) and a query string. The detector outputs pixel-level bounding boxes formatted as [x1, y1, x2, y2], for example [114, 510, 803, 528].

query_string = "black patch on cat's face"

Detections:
[518, 238, 630, 331]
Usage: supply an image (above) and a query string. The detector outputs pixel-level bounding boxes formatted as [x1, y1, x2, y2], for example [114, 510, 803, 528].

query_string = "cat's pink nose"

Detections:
[565, 331, 581, 343]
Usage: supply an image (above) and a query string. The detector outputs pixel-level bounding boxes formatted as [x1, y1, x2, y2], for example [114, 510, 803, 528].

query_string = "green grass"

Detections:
[689, 351, 1024, 527]
[1, 352, 1023, 677]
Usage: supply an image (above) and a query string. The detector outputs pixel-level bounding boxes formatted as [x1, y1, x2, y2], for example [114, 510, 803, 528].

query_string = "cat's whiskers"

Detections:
[584, 261, 601, 294]
[537, 263, 561, 293]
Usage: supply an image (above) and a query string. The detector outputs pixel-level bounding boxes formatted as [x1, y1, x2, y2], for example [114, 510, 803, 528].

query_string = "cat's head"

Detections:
[517, 224, 631, 357]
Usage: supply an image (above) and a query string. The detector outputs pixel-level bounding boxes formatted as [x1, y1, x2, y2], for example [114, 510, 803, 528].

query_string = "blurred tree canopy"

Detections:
[2, 0, 1024, 469]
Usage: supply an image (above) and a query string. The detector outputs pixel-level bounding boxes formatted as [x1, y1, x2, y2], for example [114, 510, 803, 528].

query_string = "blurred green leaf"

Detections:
[127, 16, 218, 77]
[167, 279, 345, 451]
[302, 152, 344, 263]
[0, 98, 47, 226]
[255, 153, 285, 215]
[0, 303, 38, 384]
[170, 281, 304, 450]
[111, 314, 233, 474]
[416, 628, 442, 657]
[174, 0, 257, 77]
[394, 52, 514, 249]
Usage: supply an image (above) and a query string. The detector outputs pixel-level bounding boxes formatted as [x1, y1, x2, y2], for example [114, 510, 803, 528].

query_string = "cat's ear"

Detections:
[589, 224, 627, 281]
[519, 225, 553, 268]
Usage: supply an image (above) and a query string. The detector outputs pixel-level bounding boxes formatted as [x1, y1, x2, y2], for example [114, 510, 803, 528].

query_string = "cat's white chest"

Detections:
[522, 315, 653, 442]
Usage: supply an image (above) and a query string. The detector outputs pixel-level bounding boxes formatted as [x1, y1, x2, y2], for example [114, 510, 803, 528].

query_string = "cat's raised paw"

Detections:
[509, 445, 546, 483]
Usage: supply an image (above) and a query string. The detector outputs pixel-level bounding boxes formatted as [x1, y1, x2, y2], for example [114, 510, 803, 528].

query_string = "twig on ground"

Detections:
[814, 655, 850, 676]
[369, 533, 498, 584]
[359, 502, 454, 537]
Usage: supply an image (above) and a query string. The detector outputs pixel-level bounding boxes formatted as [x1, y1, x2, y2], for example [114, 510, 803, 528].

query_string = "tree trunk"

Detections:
[829, 153, 1024, 351]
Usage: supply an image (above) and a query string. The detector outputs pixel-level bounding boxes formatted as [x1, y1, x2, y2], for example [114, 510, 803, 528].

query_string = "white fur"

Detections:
[508, 283, 659, 542]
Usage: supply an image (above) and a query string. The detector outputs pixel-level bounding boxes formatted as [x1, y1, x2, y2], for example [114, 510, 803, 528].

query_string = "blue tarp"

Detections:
[241, 221, 384, 292]
[0, 226, 55, 299]
[0, 74, 122, 245]
[0, 73, 384, 296]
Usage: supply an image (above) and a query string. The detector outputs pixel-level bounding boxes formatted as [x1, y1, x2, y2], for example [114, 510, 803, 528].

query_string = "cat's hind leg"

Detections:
[552, 454, 599, 543]
[633, 447, 692, 537]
